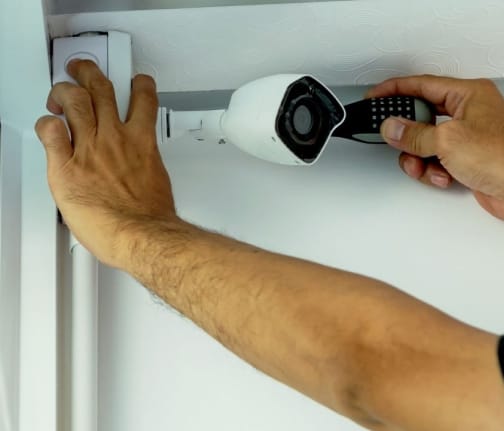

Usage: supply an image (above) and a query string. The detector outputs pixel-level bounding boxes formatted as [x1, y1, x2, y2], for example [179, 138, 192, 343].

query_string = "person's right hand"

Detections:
[367, 76, 504, 220]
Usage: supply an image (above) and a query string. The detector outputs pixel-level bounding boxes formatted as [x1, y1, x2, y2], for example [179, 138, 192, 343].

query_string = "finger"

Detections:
[46, 96, 63, 115]
[67, 59, 120, 124]
[35, 116, 74, 171]
[473, 191, 504, 221]
[382, 117, 438, 158]
[126, 74, 159, 127]
[48, 82, 96, 138]
[424, 163, 453, 189]
[366, 75, 472, 117]
[399, 153, 453, 188]
[398, 153, 426, 180]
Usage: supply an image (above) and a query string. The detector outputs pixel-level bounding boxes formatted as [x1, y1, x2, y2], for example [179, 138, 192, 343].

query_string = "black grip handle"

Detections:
[333, 96, 436, 144]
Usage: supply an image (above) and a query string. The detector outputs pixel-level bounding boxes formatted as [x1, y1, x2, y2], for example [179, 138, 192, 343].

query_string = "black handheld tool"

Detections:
[334, 97, 436, 143]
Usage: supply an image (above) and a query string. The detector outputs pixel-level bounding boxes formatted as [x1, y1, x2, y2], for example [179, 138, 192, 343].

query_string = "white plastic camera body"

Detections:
[169, 74, 347, 166]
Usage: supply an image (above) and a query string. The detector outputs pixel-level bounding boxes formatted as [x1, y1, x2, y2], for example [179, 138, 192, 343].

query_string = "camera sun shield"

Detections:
[276, 77, 346, 164]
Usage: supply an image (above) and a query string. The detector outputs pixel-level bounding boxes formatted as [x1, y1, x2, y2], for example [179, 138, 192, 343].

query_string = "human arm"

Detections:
[367, 75, 504, 220]
[35, 61, 504, 431]
[124, 218, 504, 431]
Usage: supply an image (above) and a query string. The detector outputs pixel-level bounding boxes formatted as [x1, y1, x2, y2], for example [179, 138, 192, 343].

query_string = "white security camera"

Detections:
[168, 74, 435, 166]
[220, 74, 346, 166]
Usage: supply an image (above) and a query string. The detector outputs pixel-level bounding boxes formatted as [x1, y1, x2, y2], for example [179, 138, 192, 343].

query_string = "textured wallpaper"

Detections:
[48, 0, 504, 91]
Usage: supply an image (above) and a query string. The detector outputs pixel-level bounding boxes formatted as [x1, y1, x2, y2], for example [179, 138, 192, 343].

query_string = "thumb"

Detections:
[381, 117, 438, 158]
[35, 116, 73, 170]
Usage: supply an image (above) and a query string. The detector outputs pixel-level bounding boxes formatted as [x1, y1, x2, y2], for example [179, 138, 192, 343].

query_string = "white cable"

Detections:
[70, 234, 98, 431]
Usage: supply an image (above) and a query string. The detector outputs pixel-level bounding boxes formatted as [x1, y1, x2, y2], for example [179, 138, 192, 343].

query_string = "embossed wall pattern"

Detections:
[48, 0, 504, 92]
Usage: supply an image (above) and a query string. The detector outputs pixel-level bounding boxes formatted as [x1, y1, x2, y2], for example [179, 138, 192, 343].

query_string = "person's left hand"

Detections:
[35, 59, 178, 268]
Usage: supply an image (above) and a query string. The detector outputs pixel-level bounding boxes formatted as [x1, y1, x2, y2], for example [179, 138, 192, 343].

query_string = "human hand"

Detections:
[35, 60, 177, 268]
[367, 76, 504, 220]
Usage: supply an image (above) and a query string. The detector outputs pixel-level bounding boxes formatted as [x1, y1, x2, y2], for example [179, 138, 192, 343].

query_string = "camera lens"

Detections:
[293, 104, 314, 136]
[290, 97, 322, 144]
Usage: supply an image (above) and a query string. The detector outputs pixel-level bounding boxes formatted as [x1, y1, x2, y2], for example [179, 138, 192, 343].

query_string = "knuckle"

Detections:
[35, 115, 55, 131]
[52, 81, 72, 91]
[36, 116, 62, 138]
[410, 132, 424, 154]
[39, 116, 59, 132]
[416, 73, 437, 85]
[65, 88, 94, 116]
[89, 77, 114, 94]
[475, 78, 495, 88]
[67, 86, 90, 102]
[405, 125, 435, 156]
[68, 102, 90, 118]
[471, 78, 498, 95]
[433, 122, 457, 154]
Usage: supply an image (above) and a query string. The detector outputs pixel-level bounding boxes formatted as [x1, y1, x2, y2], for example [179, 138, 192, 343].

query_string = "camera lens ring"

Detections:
[289, 96, 322, 143]
[276, 76, 346, 162]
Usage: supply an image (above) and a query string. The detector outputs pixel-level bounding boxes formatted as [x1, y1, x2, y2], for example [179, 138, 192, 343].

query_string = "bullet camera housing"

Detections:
[221, 74, 346, 165]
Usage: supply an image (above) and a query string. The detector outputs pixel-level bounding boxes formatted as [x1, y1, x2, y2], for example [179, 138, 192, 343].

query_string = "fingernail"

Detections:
[66, 58, 80, 71]
[383, 118, 406, 144]
[403, 157, 417, 176]
[431, 174, 450, 188]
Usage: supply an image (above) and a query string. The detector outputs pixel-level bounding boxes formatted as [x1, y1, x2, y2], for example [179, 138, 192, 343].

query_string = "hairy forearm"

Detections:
[119, 218, 502, 430]
[121, 218, 379, 419]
